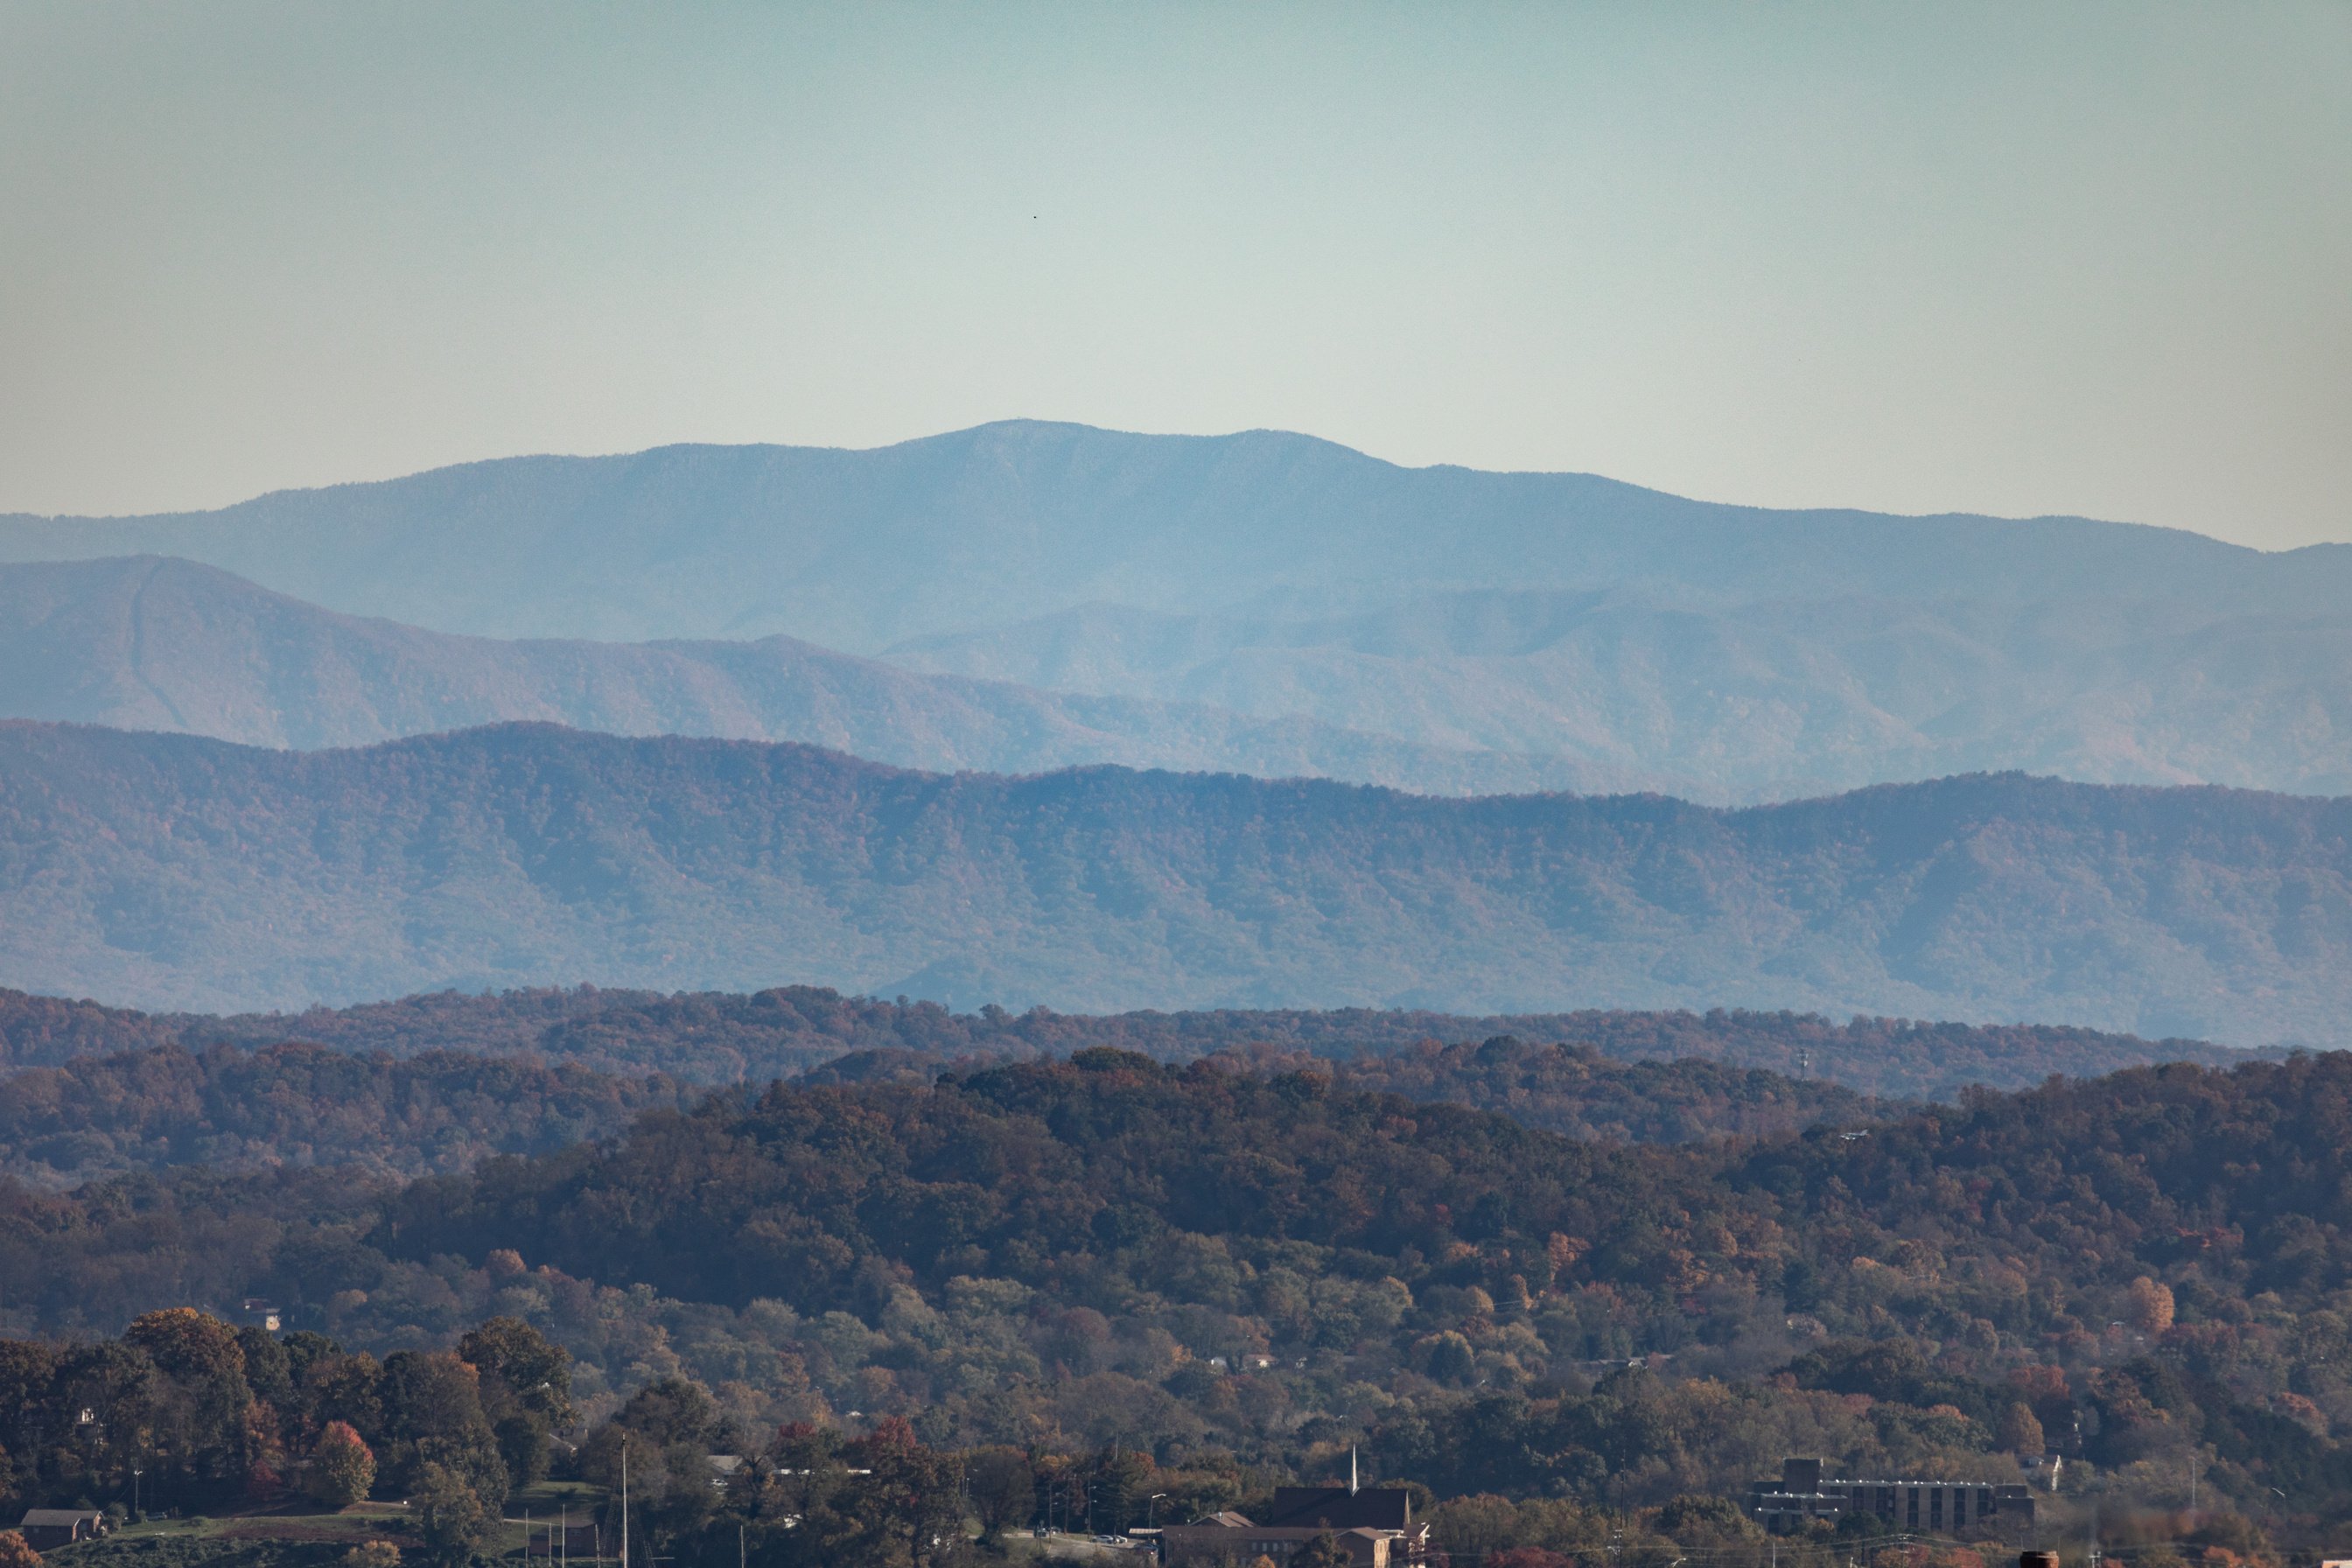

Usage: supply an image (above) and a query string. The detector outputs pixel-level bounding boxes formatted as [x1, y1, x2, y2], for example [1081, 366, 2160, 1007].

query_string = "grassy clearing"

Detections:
[44, 1504, 416, 1567]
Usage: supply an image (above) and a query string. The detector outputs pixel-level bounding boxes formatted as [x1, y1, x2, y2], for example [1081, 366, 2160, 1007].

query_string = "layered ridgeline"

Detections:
[0, 555, 1634, 795]
[155, 984, 2242, 1098]
[0, 1028, 1896, 1187]
[4, 422, 2349, 801]
[2, 722, 2343, 1040]
[889, 588, 2352, 801]
[0, 973, 2238, 1124]
[9, 422, 2346, 646]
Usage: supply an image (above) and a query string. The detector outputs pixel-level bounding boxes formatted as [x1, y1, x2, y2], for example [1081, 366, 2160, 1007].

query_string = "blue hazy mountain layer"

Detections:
[7, 411, 2352, 801]
[887, 588, 2352, 800]
[1, 721, 2343, 1042]
[0, 556, 1649, 795]
[4, 422, 2345, 652]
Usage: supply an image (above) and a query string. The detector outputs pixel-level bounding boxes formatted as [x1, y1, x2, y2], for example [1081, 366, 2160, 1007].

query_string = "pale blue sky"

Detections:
[2, 3, 2346, 546]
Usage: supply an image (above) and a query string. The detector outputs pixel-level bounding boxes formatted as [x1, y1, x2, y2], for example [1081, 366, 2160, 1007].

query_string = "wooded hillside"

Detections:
[2, 721, 2342, 1040]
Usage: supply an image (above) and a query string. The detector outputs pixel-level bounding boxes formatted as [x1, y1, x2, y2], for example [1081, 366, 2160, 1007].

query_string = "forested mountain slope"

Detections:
[16, 1049, 2352, 1532]
[0, 1040, 689, 1186]
[0, 556, 1636, 796]
[0, 722, 2343, 1039]
[0, 1032, 1885, 1190]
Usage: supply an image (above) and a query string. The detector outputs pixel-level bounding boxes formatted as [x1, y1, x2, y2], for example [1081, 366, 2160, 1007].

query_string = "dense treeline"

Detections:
[0, 1025, 1881, 1194]
[0, 1029, 1894, 1195]
[0, 990, 178, 1073]
[1302, 1036, 1891, 1141]
[802, 1035, 1894, 1142]
[12, 1048, 2352, 1554]
[0, 1307, 573, 1564]
[0, 1312, 1883, 1568]
[369, 1049, 2352, 1531]
[4, 722, 2345, 1037]
[0, 1042, 688, 1186]
[2, 982, 2250, 1100]
[187, 987, 2242, 1097]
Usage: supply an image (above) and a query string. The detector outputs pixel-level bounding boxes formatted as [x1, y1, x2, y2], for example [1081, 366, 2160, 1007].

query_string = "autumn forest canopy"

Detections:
[5, 1007, 2352, 1565]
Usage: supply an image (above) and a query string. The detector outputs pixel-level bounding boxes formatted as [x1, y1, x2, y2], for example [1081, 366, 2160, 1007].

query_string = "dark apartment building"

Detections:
[1743, 1457, 2038, 1536]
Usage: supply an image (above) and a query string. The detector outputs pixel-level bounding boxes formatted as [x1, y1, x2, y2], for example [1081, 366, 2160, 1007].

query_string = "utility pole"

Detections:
[621, 1441, 631, 1568]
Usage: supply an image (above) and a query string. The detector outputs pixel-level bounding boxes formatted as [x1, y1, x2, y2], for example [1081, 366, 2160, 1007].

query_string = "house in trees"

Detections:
[1160, 1486, 1429, 1568]
[19, 1510, 110, 1550]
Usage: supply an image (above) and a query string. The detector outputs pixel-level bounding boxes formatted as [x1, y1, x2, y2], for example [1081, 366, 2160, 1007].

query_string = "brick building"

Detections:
[1160, 1484, 1430, 1568]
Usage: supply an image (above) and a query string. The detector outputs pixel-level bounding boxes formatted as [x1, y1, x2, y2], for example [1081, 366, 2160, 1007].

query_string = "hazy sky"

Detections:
[2, 4, 2346, 547]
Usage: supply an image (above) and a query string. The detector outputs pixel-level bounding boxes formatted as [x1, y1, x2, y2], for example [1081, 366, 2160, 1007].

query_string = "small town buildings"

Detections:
[1160, 1485, 1430, 1568]
[1742, 1458, 2036, 1536]
[18, 1509, 110, 1550]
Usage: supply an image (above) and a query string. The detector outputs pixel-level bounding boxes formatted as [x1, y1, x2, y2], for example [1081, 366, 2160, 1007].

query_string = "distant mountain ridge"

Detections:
[6, 422, 2348, 803]
[4, 421, 2346, 648]
[0, 555, 1648, 795]
[1, 720, 2343, 1040]
[9, 553, 2352, 802]
[889, 588, 2352, 799]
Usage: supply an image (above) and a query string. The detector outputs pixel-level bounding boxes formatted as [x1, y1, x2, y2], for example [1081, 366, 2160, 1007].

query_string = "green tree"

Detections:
[612, 1378, 719, 1446]
[964, 1447, 1035, 1544]
[122, 1310, 246, 1386]
[1088, 1447, 1153, 1532]
[305, 1354, 387, 1447]
[1287, 1535, 1351, 1568]
[1653, 1495, 1758, 1546]
[458, 1317, 575, 1428]
[494, 1411, 552, 1490]
[410, 1461, 489, 1568]
[1416, 1331, 1476, 1385]
[379, 1352, 508, 1504]
[235, 1327, 294, 1410]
